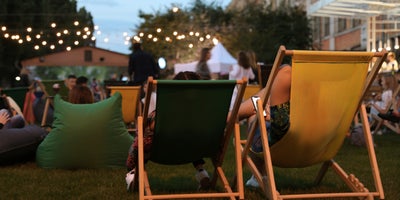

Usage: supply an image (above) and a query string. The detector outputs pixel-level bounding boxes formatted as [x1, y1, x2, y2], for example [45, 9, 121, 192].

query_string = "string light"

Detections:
[386, 39, 391, 51]
[1, 19, 218, 52]
[1, 21, 96, 51]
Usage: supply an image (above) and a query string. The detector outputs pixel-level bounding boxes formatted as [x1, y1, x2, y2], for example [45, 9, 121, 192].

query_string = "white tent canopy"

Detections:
[208, 42, 237, 74]
[174, 43, 237, 75]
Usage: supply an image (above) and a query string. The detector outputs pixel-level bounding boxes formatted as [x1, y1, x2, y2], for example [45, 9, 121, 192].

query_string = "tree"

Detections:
[131, 0, 311, 69]
[133, 0, 231, 67]
[226, 2, 312, 63]
[0, 0, 94, 87]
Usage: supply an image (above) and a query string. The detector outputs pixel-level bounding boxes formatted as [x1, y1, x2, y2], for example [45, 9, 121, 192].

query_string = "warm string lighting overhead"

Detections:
[0, 21, 100, 51]
[386, 38, 391, 51]
[2, 19, 219, 52]
[378, 40, 383, 52]
[129, 27, 217, 47]
[371, 36, 400, 55]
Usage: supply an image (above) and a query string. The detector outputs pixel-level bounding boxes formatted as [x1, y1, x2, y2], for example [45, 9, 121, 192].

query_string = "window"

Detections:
[323, 17, 330, 37]
[84, 50, 92, 62]
[352, 19, 361, 28]
[337, 18, 347, 33]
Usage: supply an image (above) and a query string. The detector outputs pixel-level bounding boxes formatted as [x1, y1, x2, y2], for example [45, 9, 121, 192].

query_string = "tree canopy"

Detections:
[0, 0, 94, 87]
[0, 0, 312, 86]
[132, 0, 311, 69]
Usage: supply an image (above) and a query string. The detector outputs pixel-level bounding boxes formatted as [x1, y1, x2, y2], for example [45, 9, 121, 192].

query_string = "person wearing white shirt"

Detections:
[369, 75, 397, 118]
[386, 52, 399, 73]
[229, 51, 255, 81]
[369, 56, 387, 73]
[229, 51, 256, 110]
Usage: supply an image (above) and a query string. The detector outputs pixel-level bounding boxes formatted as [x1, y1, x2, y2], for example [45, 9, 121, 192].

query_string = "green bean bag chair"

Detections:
[36, 92, 133, 169]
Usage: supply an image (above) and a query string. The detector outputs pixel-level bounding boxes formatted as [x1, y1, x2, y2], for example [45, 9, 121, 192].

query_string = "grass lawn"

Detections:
[0, 130, 399, 199]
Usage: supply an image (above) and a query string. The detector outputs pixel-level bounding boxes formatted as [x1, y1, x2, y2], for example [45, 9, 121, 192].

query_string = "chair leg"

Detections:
[360, 104, 385, 199]
[314, 161, 332, 185]
[383, 120, 400, 134]
[233, 123, 245, 200]
[41, 97, 51, 127]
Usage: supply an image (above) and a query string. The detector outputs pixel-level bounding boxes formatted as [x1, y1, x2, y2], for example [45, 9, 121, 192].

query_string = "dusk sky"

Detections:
[77, 0, 230, 54]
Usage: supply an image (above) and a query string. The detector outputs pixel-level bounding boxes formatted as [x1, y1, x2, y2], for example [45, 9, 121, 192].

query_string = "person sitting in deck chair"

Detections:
[235, 64, 292, 188]
[125, 71, 211, 191]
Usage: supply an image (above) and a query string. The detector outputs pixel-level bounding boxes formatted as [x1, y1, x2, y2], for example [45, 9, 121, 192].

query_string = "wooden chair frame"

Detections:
[137, 77, 246, 200]
[239, 45, 387, 200]
[370, 83, 400, 134]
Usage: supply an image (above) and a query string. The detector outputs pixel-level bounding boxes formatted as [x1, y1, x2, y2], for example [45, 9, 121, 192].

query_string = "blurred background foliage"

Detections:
[0, 0, 311, 87]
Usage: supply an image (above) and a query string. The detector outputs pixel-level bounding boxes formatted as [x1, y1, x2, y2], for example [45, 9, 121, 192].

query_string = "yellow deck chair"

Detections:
[137, 77, 246, 200]
[240, 45, 387, 199]
[243, 84, 262, 100]
[107, 86, 141, 132]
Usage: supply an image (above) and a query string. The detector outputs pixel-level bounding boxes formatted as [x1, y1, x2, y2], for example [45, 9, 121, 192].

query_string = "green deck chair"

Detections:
[40, 80, 68, 98]
[39, 80, 68, 127]
[137, 77, 246, 200]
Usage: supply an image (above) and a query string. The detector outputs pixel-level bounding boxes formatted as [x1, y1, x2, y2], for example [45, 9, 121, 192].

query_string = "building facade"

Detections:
[228, 0, 400, 53]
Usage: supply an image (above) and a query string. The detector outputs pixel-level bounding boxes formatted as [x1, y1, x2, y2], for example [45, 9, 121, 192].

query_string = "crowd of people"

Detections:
[365, 52, 400, 135]
[2, 41, 399, 193]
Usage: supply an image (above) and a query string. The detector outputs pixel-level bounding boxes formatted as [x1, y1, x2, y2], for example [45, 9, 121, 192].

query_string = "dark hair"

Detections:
[68, 85, 94, 104]
[199, 48, 211, 62]
[238, 51, 251, 69]
[133, 43, 142, 51]
[67, 74, 76, 79]
[173, 71, 201, 80]
[247, 50, 257, 69]
[76, 76, 88, 85]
